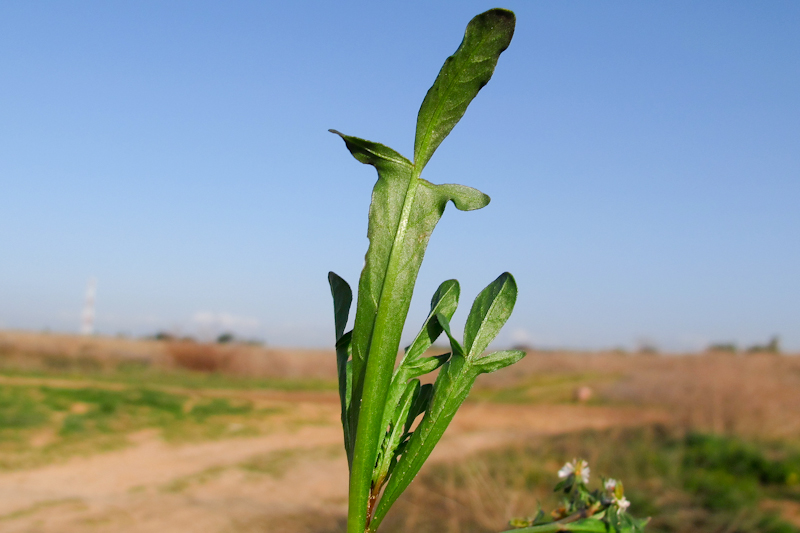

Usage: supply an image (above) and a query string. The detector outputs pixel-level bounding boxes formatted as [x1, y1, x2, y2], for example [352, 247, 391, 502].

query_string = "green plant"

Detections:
[505, 459, 649, 533]
[328, 8, 524, 533]
[329, 9, 652, 532]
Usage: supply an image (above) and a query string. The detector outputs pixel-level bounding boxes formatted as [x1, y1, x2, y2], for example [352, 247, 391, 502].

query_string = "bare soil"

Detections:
[0, 384, 668, 533]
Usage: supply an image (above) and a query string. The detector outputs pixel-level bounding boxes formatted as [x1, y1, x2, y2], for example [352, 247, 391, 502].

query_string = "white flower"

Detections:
[614, 496, 631, 512]
[557, 459, 590, 484]
[604, 478, 617, 492]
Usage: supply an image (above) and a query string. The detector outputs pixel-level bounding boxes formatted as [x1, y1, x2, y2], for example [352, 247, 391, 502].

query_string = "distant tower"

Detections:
[81, 278, 97, 335]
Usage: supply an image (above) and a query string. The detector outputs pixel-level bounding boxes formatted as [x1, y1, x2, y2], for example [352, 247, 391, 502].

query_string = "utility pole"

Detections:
[81, 278, 96, 335]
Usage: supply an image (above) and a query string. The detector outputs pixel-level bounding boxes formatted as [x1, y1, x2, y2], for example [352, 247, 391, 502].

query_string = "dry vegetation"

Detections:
[474, 350, 800, 439]
[0, 329, 337, 381]
[0, 330, 798, 532]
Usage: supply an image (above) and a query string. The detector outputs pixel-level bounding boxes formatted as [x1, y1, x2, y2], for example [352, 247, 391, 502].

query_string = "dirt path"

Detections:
[0, 390, 669, 533]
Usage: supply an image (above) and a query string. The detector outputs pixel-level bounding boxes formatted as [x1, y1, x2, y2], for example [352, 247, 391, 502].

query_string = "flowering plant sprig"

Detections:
[505, 459, 649, 533]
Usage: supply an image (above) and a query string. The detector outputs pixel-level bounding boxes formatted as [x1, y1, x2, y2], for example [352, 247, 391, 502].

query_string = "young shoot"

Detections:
[329, 8, 650, 533]
[328, 8, 522, 532]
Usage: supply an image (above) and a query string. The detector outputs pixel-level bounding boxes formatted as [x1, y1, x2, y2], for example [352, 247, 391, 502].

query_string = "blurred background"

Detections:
[1, 1, 798, 532]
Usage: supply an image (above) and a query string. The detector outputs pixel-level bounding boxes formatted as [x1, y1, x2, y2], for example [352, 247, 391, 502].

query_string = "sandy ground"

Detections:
[0, 383, 669, 533]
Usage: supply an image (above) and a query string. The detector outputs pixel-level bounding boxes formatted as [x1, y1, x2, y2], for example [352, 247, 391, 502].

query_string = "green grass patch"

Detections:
[0, 365, 337, 393]
[0, 383, 283, 471]
[0, 386, 50, 428]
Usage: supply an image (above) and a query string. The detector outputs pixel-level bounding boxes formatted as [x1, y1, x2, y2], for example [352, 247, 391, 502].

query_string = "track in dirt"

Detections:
[0, 380, 669, 533]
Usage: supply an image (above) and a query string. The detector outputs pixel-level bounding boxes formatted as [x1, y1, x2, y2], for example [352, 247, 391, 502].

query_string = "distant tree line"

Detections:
[707, 335, 781, 354]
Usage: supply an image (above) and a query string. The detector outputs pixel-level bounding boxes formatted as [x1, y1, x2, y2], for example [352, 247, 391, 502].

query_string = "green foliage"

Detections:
[684, 433, 799, 487]
[328, 8, 522, 533]
[682, 432, 800, 515]
[216, 332, 235, 344]
[0, 364, 335, 393]
[0, 383, 274, 471]
[504, 459, 649, 533]
[747, 336, 781, 354]
[707, 342, 738, 353]
[189, 397, 253, 420]
[0, 387, 49, 428]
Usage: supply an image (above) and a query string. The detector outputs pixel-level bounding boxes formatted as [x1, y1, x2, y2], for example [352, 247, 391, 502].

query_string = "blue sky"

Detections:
[1, 1, 798, 352]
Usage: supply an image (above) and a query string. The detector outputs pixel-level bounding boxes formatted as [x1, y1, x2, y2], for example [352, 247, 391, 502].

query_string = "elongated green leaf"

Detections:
[403, 353, 449, 377]
[335, 331, 354, 467]
[463, 272, 518, 360]
[404, 279, 460, 361]
[373, 379, 419, 488]
[369, 353, 479, 531]
[375, 279, 459, 485]
[329, 130, 413, 447]
[377, 279, 459, 443]
[414, 8, 515, 171]
[405, 382, 433, 433]
[472, 349, 525, 374]
[329, 272, 355, 466]
[375, 352, 448, 465]
[435, 312, 465, 357]
[499, 518, 610, 533]
[328, 272, 352, 341]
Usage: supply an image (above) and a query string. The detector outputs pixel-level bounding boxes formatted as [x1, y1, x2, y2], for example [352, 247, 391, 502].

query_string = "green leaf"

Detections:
[330, 130, 412, 169]
[463, 272, 518, 360]
[329, 272, 355, 467]
[370, 353, 479, 530]
[414, 8, 515, 171]
[472, 349, 526, 374]
[404, 279, 460, 361]
[429, 182, 490, 211]
[377, 279, 459, 440]
[499, 518, 610, 532]
[334, 331, 354, 468]
[404, 353, 450, 377]
[435, 312, 465, 357]
[328, 272, 352, 341]
[375, 352, 448, 464]
[330, 130, 488, 533]
[405, 383, 433, 433]
[373, 379, 419, 488]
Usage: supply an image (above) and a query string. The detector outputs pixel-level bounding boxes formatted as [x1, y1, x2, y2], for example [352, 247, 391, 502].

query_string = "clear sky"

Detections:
[1, 1, 798, 352]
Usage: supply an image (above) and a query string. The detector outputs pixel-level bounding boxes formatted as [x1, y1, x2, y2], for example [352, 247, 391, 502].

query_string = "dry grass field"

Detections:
[1, 330, 799, 532]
